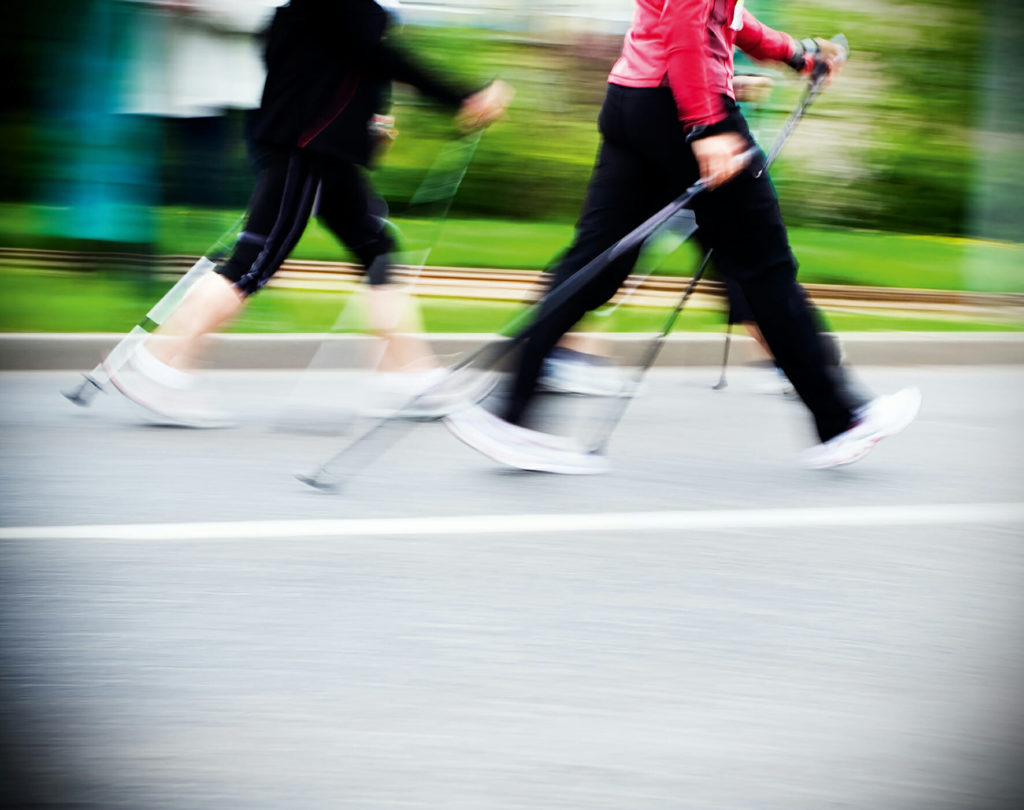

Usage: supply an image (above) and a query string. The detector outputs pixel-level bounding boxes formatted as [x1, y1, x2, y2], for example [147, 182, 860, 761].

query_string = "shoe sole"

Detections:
[105, 361, 235, 430]
[365, 370, 501, 421]
[804, 388, 922, 469]
[804, 437, 878, 469]
[444, 415, 610, 475]
[537, 381, 626, 397]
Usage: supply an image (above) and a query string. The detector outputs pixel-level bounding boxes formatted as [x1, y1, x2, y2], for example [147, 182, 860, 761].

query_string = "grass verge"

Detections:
[1, 268, 1019, 335]
[2, 203, 1023, 293]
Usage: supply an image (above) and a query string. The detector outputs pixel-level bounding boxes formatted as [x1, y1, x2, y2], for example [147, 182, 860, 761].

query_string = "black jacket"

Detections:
[251, 0, 470, 164]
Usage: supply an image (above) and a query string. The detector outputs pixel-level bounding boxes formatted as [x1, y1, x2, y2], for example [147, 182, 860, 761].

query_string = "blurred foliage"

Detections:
[377, 3, 1001, 238]
[2, 0, 1019, 242]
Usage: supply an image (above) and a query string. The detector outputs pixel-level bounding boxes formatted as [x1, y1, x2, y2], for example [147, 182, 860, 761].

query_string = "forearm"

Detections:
[735, 10, 817, 74]
[370, 42, 471, 108]
[734, 10, 795, 63]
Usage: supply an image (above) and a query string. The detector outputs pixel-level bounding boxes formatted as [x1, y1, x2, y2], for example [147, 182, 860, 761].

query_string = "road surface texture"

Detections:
[2, 366, 1023, 809]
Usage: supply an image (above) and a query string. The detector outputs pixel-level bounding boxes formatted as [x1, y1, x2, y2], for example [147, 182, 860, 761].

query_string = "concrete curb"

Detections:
[1, 332, 1022, 371]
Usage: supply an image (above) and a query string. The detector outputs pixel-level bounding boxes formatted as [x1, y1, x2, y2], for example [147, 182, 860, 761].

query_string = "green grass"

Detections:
[1, 267, 1019, 335]
[3, 202, 1022, 293]
[2, 204, 1021, 335]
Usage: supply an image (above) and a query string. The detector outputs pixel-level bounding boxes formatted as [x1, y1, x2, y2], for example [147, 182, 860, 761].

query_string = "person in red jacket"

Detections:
[446, 0, 920, 472]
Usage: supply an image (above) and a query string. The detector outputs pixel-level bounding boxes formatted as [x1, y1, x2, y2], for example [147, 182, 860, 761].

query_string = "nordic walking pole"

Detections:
[711, 34, 848, 392]
[492, 26, 846, 371]
[584, 37, 848, 454]
[272, 134, 487, 440]
[713, 322, 733, 390]
[62, 214, 246, 406]
[297, 33, 851, 491]
[756, 35, 846, 178]
[592, 207, 698, 318]
[295, 159, 738, 491]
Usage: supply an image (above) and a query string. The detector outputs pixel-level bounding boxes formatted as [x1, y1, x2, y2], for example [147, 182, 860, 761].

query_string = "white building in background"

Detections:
[396, 0, 634, 34]
[124, 0, 281, 117]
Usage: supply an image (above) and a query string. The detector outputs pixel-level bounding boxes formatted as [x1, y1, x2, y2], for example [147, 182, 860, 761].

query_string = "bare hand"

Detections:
[734, 75, 773, 104]
[813, 36, 847, 85]
[456, 80, 514, 131]
[690, 132, 750, 189]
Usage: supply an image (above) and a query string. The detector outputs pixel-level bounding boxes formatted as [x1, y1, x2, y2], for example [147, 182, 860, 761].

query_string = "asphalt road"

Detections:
[2, 366, 1023, 809]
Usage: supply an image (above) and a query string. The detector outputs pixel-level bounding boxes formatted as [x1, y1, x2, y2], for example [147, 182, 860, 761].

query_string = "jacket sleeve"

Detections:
[369, 42, 471, 108]
[662, 0, 727, 129]
[734, 9, 797, 64]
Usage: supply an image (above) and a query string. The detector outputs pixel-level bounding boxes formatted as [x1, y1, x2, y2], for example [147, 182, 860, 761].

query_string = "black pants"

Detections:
[218, 141, 394, 296]
[722, 274, 870, 409]
[504, 84, 861, 442]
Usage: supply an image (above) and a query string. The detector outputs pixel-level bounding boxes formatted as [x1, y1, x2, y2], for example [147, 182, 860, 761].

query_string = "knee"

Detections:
[216, 231, 269, 296]
[349, 226, 397, 277]
[365, 253, 392, 286]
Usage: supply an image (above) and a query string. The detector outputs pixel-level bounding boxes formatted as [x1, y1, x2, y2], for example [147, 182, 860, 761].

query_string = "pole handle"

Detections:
[812, 32, 850, 80]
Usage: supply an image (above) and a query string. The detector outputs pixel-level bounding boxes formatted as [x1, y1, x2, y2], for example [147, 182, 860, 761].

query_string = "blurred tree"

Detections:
[1, 1, 1017, 244]
[970, 0, 1023, 243]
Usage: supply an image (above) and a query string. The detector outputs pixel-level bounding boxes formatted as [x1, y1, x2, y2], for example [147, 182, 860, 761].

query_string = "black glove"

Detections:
[787, 37, 823, 74]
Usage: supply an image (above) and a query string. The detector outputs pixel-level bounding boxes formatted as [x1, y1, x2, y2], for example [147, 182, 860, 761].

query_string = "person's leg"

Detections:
[502, 150, 643, 423]
[107, 144, 322, 425]
[503, 86, 689, 426]
[721, 261, 870, 404]
[796, 290, 872, 410]
[693, 116, 858, 442]
[145, 274, 247, 370]
[314, 159, 438, 374]
[699, 135, 918, 465]
[447, 86, 701, 472]
[720, 274, 774, 358]
[147, 144, 320, 371]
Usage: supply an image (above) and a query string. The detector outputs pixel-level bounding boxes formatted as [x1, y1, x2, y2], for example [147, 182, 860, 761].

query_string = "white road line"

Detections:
[1, 503, 1021, 542]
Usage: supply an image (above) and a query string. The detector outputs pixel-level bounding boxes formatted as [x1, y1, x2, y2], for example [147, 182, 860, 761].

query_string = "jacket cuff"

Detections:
[685, 116, 740, 143]
[787, 37, 819, 73]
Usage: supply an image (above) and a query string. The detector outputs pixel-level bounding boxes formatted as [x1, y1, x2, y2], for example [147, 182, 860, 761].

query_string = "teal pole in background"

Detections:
[971, 0, 1023, 244]
[40, 0, 158, 254]
[966, 0, 1023, 292]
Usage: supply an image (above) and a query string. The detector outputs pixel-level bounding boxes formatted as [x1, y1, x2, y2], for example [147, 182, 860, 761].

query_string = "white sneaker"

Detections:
[367, 367, 497, 420]
[374, 367, 449, 398]
[537, 350, 628, 397]
[444, 405, 611, 475]
[105, 355, 235, 429]
[801, 387, 922, 469]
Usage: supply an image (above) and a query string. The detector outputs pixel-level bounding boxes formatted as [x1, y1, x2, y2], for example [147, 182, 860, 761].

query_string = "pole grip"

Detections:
[812, 32, 850, 80]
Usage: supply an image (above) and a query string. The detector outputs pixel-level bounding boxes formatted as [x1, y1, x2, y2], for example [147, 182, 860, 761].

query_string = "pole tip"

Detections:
[295, 473, 341, 493]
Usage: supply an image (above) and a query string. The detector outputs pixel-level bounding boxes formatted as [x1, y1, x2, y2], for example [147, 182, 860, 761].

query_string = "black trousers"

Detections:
[504, 84, 861, 442]
[218, 141, 394, 296]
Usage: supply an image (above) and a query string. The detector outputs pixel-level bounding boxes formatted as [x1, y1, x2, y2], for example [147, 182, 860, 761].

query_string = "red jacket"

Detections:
[609, 0, 796, 129]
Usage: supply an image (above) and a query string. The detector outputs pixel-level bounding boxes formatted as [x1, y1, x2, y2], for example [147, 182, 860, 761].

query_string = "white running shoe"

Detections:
[537, 349, 628, 397]
[444, 405, 611, 475]
[105, 355, 235, 429]
[801, 387, 922, 469]
[374, 367, 449, 397]
[366, 367, 497, 420]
